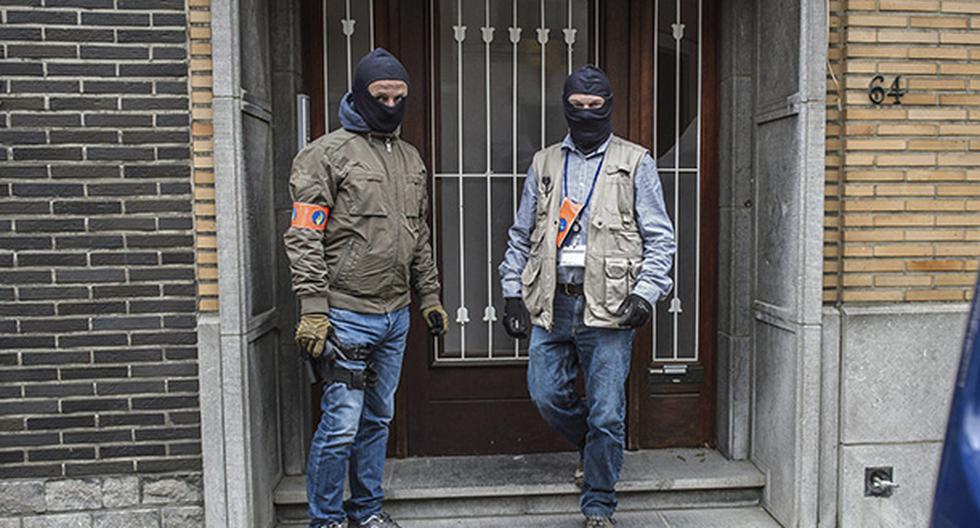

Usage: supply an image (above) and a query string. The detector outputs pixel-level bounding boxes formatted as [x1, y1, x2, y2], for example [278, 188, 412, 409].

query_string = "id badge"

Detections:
[556, 197, 583, 248]
[559, 245, 586, 268]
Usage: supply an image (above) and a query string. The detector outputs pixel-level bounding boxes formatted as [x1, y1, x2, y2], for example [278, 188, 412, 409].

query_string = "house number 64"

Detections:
[869, 75, 906, 105]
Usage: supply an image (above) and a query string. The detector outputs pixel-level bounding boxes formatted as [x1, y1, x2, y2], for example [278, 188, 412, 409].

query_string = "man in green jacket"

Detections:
[284, 48, 448, 528]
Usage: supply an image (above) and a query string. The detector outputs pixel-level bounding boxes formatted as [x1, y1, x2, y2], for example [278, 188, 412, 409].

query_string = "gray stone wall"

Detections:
[826, 304, 968, 528]
[0, 0, 202, 525]
[0, 474, 202, 527]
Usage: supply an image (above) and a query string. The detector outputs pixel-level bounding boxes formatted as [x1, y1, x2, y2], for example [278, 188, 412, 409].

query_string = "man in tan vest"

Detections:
[499, 65, 676, 528]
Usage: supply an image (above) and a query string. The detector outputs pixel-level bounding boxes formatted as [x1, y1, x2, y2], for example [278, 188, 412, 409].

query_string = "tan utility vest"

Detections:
[521, 135, 647, 330]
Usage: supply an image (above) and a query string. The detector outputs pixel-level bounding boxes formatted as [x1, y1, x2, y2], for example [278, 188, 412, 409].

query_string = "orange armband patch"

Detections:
[291, 202, 330, 231]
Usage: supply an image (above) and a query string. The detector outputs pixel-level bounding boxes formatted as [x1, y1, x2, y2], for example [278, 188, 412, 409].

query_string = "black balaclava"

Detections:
[351, 48, 410, 134]
[563, 65, 613, 153]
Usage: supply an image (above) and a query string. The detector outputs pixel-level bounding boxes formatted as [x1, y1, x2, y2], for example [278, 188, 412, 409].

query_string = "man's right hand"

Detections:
[295, 314, 332, 358]
[502, 297, 531, 339]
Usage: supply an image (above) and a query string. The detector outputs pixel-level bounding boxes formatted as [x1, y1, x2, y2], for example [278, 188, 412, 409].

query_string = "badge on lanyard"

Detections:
[555, 150, 605, 248]
[556, 197, 583, 248]
[559, 245, 587, 268]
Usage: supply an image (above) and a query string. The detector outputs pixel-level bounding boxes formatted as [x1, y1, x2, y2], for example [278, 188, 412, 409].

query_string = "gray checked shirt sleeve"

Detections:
[631, 153, 676, 306]
[499, 168, 538, 299]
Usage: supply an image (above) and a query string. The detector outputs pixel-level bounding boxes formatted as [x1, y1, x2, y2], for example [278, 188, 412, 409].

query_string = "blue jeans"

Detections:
[526, 292, 634, 518]
[306, 306, 410, 527]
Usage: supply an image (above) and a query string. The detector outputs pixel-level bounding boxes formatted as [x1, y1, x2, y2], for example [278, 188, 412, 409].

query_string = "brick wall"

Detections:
[188, 0, 215, 313]
[0, 0, 203, 524]
[825, 0, 980, 303]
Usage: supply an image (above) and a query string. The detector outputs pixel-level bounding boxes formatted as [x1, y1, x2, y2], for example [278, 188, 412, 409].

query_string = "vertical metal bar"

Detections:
[566, 0, 573, 74]
[694, 0, 702, 362]
[369, 0, 375, 49]
[651, 0, 659, 362]
[510, 0, 521, 358]
[511, 0, 520, 218]
[430, 0, 441, 356]
[538, 0, 548, 149]
[653, 0, 659, 160]
[671, 0, 681, 360]
[323, 0, 331, 131]
[483, 0, 496, 356]
[454, 0, 469, 358]
[344, 0, 353, 91]
[594, 0, 600, 67]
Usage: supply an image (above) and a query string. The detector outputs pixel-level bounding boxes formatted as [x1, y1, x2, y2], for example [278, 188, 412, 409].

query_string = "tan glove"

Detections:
[295, 314, 332, 358]
[422, 304, 450, 337]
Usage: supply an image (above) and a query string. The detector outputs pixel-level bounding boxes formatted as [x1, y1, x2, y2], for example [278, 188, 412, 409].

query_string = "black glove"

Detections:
[616, 294, 652, 329]
[502, 297, 531, 339]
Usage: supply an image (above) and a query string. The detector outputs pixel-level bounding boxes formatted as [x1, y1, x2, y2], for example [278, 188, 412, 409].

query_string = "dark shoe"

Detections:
[358, 512, 401, 528]
[574, 450, 584, 489]
[584, 516, 615, 528]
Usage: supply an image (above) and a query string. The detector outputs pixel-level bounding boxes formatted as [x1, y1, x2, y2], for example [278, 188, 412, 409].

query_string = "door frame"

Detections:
[299, 0, 721, 456]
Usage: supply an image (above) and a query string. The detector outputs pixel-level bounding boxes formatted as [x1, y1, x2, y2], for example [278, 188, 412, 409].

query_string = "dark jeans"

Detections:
[306, 306, 409, 527]
[526, 291, 634, 517]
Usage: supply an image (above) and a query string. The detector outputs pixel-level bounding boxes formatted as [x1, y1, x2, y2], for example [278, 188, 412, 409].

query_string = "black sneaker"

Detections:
[358, 512, 402, 528]
[584, 516, 615, 528]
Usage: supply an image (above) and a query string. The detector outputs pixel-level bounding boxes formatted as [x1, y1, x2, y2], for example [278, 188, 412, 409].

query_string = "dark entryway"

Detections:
[300, 0, 718, 456]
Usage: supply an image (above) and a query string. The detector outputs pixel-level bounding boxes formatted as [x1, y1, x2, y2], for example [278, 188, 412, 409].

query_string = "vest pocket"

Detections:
[606, 164, 633, 217]
[529, 221, 546, 247]
[603, 257, 630, 312]
[521, 257, 545, 315]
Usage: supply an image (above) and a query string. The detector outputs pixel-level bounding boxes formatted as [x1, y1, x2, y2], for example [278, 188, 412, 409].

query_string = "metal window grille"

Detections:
[432, 0, 591, 362]
[651, 0, 702, 364]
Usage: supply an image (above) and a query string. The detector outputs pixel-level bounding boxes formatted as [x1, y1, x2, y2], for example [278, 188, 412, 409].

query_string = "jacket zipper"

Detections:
[368, 136, 401, 274]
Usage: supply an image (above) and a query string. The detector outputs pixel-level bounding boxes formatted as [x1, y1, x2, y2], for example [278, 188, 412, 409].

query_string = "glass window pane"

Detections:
[653, 171, 699, 361]
[678, 0, 700, 169]
[654, 0, 676, 167]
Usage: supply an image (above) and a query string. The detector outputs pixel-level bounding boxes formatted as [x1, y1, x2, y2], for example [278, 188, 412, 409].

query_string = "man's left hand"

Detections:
[422, 304, 450, 337]
[616, 294, 652, 328]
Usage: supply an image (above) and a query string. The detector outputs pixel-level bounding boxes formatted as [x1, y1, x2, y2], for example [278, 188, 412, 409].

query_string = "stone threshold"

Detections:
[395, 507, 782, 527]
[274, 448, 765, 504]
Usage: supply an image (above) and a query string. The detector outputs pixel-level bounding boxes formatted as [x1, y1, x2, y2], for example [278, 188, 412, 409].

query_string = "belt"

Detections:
[558, 283, 584, 296]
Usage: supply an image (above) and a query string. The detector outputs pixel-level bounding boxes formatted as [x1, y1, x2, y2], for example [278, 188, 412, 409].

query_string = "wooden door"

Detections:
[301, 0, 718, 456]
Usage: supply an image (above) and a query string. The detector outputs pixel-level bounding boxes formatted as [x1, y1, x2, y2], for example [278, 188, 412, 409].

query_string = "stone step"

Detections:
[278, 507, 780, 527]
[274, 449, 766, 525]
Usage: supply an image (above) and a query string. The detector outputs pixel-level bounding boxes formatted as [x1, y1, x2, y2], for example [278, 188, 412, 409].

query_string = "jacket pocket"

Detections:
[603, 257, 630, 312]
[345, 167, 388, 216]
[329, 238, 358, 287]
[404, 169, 426, 218]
